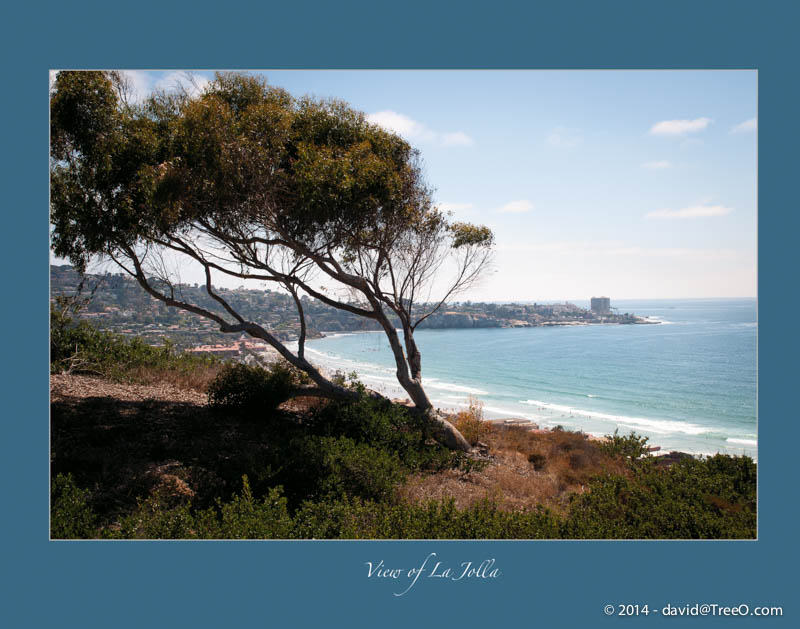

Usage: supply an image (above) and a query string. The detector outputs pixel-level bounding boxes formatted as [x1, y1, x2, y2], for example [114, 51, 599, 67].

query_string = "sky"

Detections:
[50, 70, 757, 301]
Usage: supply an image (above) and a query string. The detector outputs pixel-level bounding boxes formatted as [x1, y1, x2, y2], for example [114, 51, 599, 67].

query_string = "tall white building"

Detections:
[590, 296, 611, 314]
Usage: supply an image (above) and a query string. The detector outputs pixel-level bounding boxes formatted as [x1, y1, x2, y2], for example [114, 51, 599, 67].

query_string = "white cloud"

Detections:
[367, 111, 428, 138]
[648, 117, 712, 136]
[366, 110, 473, 148]
[496, 199, 534, 214]
[731, 117, 757, 134]
[546, 126, 582, 148]
[641, 160, 674, 170]
[645, 204, 733, 220]
[438, 202, 474, 214]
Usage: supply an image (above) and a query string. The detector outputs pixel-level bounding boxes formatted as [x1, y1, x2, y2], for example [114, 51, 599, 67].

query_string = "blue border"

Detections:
[7, 0, 798, 625]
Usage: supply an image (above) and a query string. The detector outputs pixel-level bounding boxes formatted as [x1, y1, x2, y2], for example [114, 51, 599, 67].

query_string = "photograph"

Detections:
[49, 69, 757, 541]
[6, 1, 797, 626]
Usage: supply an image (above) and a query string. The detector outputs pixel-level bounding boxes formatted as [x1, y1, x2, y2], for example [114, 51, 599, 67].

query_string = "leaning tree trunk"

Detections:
[126, 250, 472, 451]
[376, 317, 471, 452]
[402, 376, 472, 452]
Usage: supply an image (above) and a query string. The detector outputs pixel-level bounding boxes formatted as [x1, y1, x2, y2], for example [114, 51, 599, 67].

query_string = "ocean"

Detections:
[304, 299, 757, 459]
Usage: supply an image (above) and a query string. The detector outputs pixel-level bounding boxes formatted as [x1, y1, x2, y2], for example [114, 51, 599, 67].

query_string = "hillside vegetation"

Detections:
[51, 312, 756, 539]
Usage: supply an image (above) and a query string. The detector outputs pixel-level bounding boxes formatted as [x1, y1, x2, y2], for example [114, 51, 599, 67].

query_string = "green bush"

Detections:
[111, 477, 294, 539]
[598, 429, 651, 461]
[57, 452, 757, 539]
[209, 479, 294, 539]
[303, 395, 459, 472]
[563, 454, 757, 539]
[293, 496, 561, 539]
[114, 497, 197, 539]
[51, 474, 97, 538]
[312, 436, 407, 501]
[106, 480, 561, 540]
[50, 298, 217, 379]
[207, 362, 303, 415]
[246, 432, 408, 506]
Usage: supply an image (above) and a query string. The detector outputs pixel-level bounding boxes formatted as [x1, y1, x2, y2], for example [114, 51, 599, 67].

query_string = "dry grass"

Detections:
[451, 396, 492, 446]
[401, 423, 626, 514]
[50, 373, 208, 405]
[122, 363, 225, 392]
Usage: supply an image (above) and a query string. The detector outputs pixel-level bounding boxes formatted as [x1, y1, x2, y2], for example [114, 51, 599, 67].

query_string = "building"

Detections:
[590, 296, 611, 314]
[186, 343, 240, 358]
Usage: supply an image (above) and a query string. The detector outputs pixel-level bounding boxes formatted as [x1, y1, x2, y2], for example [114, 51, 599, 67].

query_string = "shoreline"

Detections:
[313, 316, 659, 340]
[302, 332, 756, 461]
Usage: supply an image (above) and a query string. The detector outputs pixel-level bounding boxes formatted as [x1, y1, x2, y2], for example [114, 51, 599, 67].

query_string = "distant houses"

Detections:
[185, 335, 279, 360]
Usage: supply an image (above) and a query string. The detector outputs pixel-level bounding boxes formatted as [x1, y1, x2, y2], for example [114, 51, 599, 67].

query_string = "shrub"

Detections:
[114, 495, 197, 539]
[51, 473, 97, 538]
[89, 452, 756, 540]
[50, 298, 218, 385]
[528, 452, 547, 470]
[293, 496, 562, 539]
[197, 478, 294, 539]
[452, 396, 491, 446]
[303, 394, 458, 472]
[207, 362, 303, 415]
[110, 477, 293, 539]
[266, 433, 409, 505]
[330, 370, 364, 392]
[598, 429, 651, 461]
[563, 454, 757, 539]
[314, 436, 407, 502]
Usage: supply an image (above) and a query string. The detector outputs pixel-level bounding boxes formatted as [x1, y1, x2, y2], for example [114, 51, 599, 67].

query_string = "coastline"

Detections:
[303, 341, 699, 461]
[303, 320, 757, 461]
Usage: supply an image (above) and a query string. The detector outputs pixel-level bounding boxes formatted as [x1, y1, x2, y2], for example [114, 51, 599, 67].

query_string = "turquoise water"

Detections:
[305, 299, 757, 459]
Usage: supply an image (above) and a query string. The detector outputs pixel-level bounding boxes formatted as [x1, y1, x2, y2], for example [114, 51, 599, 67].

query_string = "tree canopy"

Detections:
[50, 71, 494, 450]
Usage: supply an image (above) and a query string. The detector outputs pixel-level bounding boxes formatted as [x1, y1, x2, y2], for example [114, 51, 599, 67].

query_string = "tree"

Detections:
[50, 71, 494, 450]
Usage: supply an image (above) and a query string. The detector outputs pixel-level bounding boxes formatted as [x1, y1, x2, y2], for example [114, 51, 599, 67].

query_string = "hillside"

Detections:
[51, 264, 648, 350]
[51, 370, 757, 539]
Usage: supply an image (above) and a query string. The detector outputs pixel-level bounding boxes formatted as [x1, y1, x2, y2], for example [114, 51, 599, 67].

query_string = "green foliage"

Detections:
[449, 222, 494, 249]
[50, 71, 161, 273]
[293, 497, 560, 539]
[299, 436, 407, 502]
[563, 454, 757, 539]
[50, 298, 217, 380]
[53, 446, 757, 540]
[112, 477, 294, 539]
[49, 71, 493, 319]
[50, 71, 476, 267]
[222, 394, 461, 506]
[207, 362, 304, 415]
[598, 429, 651, 461]
[106, 479, 560, 540]
[303, 394, 459, 472]
[113, 495, 197, 539]
[51, 474, 96, 538]
[330, 369, 364, 391]
[210, 479, 294, 539]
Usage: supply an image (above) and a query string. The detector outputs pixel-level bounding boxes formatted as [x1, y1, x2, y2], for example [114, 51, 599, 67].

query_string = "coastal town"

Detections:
[51, 264, 656, 360]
